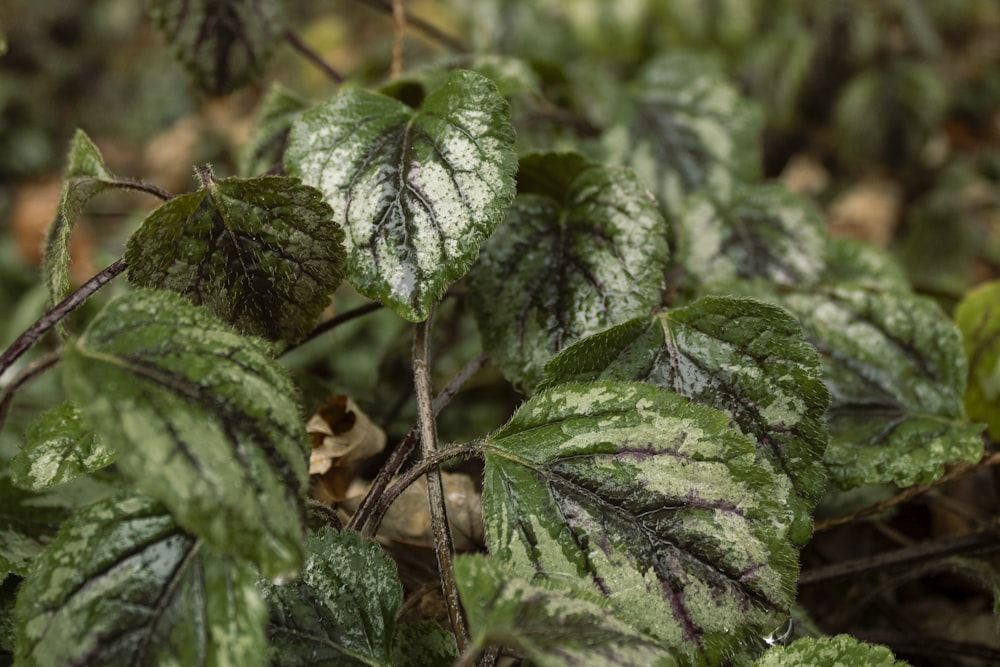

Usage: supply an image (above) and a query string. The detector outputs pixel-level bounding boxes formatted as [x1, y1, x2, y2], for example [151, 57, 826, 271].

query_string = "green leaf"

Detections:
[239, 83, 309, 177]
[15, 493, 267, 667]
[0, 474, 69, 578]
[0, 575, 17, 652]
[823, 237, 910, 292]
[260, 527, 402, 667]
[543, 296, 830, 545]
[680, 184, 829, 289]
[455, 556, 678, 667]
[43, 129, 118, 309]
[126, 173, 345, 345]
[62, 289, 309, 578]
[738, 283, 983, 488]
[752, 635, 909, 667]
[955, 280, 1000, 440]
[392, 621, 459, 667]
[285, 69, 517, 321]
[10, 402, 114, 490]
[148, 0, 282, 95]
[469, 152, 669, 391]
[481, 381, 798, 664]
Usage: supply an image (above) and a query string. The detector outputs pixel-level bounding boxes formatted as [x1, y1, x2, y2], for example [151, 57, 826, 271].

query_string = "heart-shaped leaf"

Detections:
[455, 555, 678, 666]
[469, 152, 669, 392]
[126, 172, 345, 345]
[259, 527, 402, 667]
[481, 381, 797, 664]
[10, 402, 113, 490]
[542, 296, 830, 545]
[148, 0, 282, 95]
[286, 69, 517, 321]
[955, 280, 1000, 441]
[15, 493, 266, 667]
[752, 635, 907, 667]
[62, 289, 309, 577]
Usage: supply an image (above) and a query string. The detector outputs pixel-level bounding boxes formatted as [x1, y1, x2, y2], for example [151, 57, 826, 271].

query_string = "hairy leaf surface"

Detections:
[680, 185, 828, 289]
[15, 493, 266, 667]
[735, 283, 983, 488]
[44, 130, 119, 309]
[752, 635, 907, 667]
[391, 622, 459, 667]
[455, 556, 678, 666]
[0, 474, 69, 578]
[481, 382, 797, 664]
[543, 296, 829, 545]
[149, 0, 282, 95]
[126, 174, 344, 344]
[469, 152, 669, 391]
[955, 280, 1000, 440]
[239, 84, 309, 177]
[10, 402, 113, 490]
[62, 289, 309, 577]
[260, 527, 402, 667]
[286, 69, 517, 321]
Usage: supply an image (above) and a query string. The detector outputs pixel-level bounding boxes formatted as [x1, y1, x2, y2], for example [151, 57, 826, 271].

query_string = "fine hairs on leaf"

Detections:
[4, 4, 997, 667]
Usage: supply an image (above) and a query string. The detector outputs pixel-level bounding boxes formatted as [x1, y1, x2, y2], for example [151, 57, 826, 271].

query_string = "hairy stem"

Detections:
[283, 29, 345, 84]
[413, 308, 469, 650]
[0, 350, 62, 432]
[109, 176, 173, 201]
[0, 258, 127, 377]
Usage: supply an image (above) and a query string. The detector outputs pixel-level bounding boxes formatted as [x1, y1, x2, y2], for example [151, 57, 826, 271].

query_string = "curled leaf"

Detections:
[308, 396, 387, 476]
[11, 402, 113, 490]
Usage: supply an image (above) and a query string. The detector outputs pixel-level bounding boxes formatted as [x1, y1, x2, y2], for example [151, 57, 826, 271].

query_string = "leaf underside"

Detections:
[126, 174, 345, 345]
[15, 493, 266, 667]
[10, 402, 113, 491]
[62, 289, 309, 578]
[481, 381, 798, 665]
[286, 69, 518, 322]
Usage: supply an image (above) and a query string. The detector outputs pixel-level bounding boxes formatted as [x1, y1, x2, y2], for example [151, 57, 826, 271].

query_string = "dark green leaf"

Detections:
[148, 0, 282, 95]
[0, 474, 69, 578]
[260, 527, 402, 667]
[481, 381, 797, 664]
[455, 556, 678, 666]
[680, 184, 828, 289]
[126, 173, 344, 344]
[392, 621, 459, 667]
[543, 296, 830, 545]
[62, 289, 309, 578]
[469, 152, 669, 391]
[955, 280, 1000, 440]
[285, 69, 517, 321]
[11, 402, 114, 490]
[752, 635, 908, 667]
[44, 129, 118, 309]
[239, 83, 310, 177]
[736, 283, 983, 488]
[15, 493, 266, 667]
[0, 575, 17, 652]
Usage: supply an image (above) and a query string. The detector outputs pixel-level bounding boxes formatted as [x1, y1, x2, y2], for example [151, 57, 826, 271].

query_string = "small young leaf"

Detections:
[455, 556, 679, 667]
[392, 621, 459, 667]
[285, 69, 517, 321]
[680, 184, 828, 289]
[736, 283, 983, 488]
[43, 129, 119, 308]
[0, 474, 69, 578]
[955, 280, 1000, 440]
[62, 289, 309, 578]
[543, 296, 830, 545]
[10, 402, 114, 490]
[148, 0, 283, 95]
[126, 173, 345, 344]
[468, 152, 669, 391]
[481, 381, 797, 664]
[15, 493, 267, 667]
[752, 635, 908, 667]
[239, 83, 309, 177]
[260, 527, 402, 667]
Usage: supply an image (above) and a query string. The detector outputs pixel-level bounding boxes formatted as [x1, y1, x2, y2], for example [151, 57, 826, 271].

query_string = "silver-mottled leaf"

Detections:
[10, 402, 113, 490]
[0, 474, 69, 578]
[752, 635, 908, 667]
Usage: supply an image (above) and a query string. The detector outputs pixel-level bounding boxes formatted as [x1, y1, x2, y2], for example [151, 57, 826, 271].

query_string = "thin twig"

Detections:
[351, 0, 468, 53]
[0, 350, 62, 431]
[110, 176, 173, 201]
[0, 258, 128, 378]
[283, 29, 345, 84]
[814, 450, 1000, 532]
[347, 353, 488, 534]
[413, 308, 469, 651]
[390, 0, 405, 78]
[798, 528, 1000, 586]
[283, 301, 384, 353]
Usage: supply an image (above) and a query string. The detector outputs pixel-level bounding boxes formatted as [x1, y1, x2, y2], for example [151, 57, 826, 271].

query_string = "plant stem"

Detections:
[351, 0, 468, 53]
[347, 353, 487, 534]
[412, 308, 469, 651]
[0, 350, 62, 431]
[110, 176, 173, 201]
[283, 301, 384, 353]
[0, 258, 127, 378]
[283, 29, 345, 84]
[390, 0, 405, 78]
